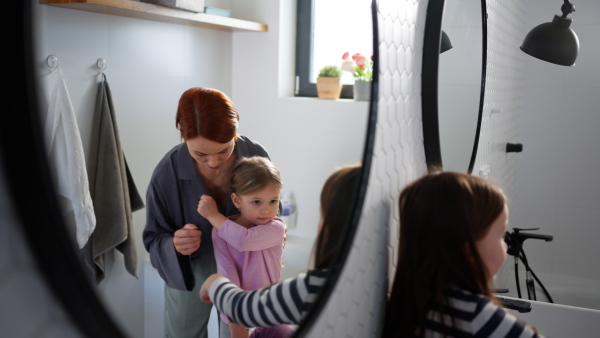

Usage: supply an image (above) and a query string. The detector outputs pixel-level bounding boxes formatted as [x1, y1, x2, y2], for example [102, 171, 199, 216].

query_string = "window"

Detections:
[295, 0, 374, 98]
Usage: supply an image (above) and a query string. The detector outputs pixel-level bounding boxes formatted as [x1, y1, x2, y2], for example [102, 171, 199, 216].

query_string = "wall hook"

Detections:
[47, 55, 60, 71]
[97, 58, 108, 73]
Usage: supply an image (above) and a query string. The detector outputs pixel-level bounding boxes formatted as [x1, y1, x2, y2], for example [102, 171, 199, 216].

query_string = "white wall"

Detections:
[33, 2, 234, 337]
[505, 0, 600, 306]
[230, 0, 369, 243]
[31, 0, 369, 336]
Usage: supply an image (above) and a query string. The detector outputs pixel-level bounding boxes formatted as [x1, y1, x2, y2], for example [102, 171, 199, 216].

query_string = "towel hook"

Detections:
[47, 55, 60, 71]
[97, 58, 108, 74]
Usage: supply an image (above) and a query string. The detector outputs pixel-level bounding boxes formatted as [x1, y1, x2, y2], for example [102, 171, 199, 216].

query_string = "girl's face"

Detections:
[232, 184, 281, 226]
[476, 204, 509, 282]
[186, 135, 236, 171]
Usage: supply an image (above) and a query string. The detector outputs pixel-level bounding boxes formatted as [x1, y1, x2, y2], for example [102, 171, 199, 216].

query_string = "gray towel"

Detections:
[84, 74, 144, 284]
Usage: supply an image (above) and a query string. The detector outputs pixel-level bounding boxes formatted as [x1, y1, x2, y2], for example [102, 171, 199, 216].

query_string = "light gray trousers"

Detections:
[164, 252, 218, 338]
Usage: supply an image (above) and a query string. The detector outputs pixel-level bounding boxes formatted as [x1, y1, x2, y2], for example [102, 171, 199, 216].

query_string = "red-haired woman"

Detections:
[143, 87, 272, 338]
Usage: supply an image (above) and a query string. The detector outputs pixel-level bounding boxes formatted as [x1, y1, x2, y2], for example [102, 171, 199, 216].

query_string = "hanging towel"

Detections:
[84, 73, 144, 284]
[44, 68, 96, 249]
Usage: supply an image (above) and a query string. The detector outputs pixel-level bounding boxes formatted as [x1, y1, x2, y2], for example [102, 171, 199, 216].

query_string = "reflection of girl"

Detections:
[383, 172, 544, 337]
[142, 87, 271, 337]
[199, 164, 362, 332]
[198, 156, 287, 338]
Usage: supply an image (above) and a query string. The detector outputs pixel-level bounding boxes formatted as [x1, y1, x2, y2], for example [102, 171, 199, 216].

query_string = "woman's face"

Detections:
[476, 204, 509, 282]
[186, 135, 235, 171]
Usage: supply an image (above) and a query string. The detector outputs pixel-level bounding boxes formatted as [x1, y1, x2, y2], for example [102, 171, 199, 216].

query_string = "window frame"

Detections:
[294, 0, 354, 99]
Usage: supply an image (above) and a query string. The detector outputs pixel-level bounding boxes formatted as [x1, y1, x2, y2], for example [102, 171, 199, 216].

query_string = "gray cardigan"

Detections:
[142, 135, 270, 291]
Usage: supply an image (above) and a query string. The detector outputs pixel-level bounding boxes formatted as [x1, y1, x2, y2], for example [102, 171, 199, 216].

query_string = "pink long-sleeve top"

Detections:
[212, 215, 286, 324]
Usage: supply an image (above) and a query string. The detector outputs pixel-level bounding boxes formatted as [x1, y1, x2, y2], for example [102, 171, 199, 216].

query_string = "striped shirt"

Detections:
[208, 269, 327, 327]
[424, 288, 544, 337]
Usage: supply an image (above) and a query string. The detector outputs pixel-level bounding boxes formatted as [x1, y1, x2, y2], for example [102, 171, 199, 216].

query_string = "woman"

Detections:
[142, 87, 271, 338]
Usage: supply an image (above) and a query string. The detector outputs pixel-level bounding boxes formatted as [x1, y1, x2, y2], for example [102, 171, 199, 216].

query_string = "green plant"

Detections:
[318, 65, 343, 78]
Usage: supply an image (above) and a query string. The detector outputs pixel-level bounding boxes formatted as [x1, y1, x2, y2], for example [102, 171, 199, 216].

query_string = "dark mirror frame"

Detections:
[421, 0, 488, 174]
[293, 0, 379, 335]
[7, 1, 378, 337]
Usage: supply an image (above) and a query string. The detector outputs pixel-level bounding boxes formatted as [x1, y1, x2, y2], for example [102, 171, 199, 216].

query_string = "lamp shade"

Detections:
[521, 15, 579, 66]
[440, 30, 453, 54]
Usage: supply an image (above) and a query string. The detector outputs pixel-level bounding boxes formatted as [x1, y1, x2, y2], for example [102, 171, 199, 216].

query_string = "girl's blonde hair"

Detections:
[231, 156, 282, 195]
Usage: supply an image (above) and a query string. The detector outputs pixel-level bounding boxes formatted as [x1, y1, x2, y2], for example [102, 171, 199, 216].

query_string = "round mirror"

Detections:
[422, 0, 487, 173]
[4, 1, 379, 337]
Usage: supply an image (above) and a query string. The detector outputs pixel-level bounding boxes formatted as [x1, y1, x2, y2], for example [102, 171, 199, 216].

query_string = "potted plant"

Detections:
[342, 52, 373, 101]
[316, 65, 343, 100]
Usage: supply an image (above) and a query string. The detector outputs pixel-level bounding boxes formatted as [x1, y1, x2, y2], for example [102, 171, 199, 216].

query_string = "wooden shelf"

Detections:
[41, 0, 268, 32]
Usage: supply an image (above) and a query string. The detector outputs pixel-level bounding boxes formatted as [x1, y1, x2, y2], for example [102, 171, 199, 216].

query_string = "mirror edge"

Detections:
[6, 1, 128, 337]
[467, 2, 488, 175]
[422, 0, 444, 172]
[422, 0, 489, 175]
[291, 0, 380, 336]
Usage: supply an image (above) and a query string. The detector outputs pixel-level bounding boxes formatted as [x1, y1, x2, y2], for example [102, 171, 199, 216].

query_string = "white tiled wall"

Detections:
[474, 0, 600, 305]
[305, 0, 428, 336]
[487, 0, 600, 310]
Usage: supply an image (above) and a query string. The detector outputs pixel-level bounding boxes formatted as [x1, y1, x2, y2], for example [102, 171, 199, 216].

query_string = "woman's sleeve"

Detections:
[217, 219, 285, 252]
[209, 270, 327, 327]
[142, 180, 193, 291]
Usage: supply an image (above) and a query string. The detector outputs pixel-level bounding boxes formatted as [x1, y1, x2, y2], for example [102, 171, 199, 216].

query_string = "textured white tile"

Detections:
[514, 144, 559, 204]
[519, 86, 562, 147]
[557, 87, 600, 150]
[553, 206, 600, 269]
[555, 146, 600, 208]
[563, 25, 600, 87]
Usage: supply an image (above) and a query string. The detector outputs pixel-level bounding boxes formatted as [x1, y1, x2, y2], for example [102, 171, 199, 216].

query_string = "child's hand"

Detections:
[198, 194, 218, 218]
[200, 273, 224, 303]
[198, 194, 227, 230]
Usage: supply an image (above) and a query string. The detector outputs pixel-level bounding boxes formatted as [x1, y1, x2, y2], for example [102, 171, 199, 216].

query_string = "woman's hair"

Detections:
[383, 171, 506, 337]
[313, 163, 362, 270]
[231, 156, 282, 196]
[176, 87, 239, 143]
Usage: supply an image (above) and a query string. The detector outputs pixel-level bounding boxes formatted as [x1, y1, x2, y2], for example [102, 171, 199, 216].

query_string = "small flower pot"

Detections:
[316, 77, 342, 100]
[353, 80, 371, 101]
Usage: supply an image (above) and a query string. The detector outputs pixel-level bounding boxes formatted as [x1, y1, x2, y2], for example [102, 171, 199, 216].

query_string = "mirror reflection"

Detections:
[493, 0, 600, 314]
[32, 0, 372, 337]
[438, 0, 484, 173]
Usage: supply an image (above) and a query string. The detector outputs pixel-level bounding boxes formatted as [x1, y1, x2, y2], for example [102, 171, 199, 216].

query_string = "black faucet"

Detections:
[504, 228, 554, 302]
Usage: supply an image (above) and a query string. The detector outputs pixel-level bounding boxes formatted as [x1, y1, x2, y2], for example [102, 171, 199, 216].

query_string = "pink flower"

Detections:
[354, 54, 367, 68]
[341, 51, 373, 81]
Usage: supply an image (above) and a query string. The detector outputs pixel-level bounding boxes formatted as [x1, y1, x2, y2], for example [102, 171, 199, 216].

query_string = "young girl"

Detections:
[198, 164, 362, 334]
[383, 171, 544, 337]
[198, 156, 287, 338]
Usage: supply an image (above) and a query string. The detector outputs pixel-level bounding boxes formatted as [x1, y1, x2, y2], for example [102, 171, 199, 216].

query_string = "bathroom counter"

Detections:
[506, 296, 600, 337]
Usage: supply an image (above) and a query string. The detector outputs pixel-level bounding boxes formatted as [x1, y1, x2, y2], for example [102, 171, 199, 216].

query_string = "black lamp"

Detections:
[520, 0, 580, 66]
[440, 30, 453, 54]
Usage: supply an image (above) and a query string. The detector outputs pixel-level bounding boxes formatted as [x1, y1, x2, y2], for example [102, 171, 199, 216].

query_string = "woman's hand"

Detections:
[200, 273, 224, 303]
[198, 194, 227, 230]
[173, 224, 202, 255]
